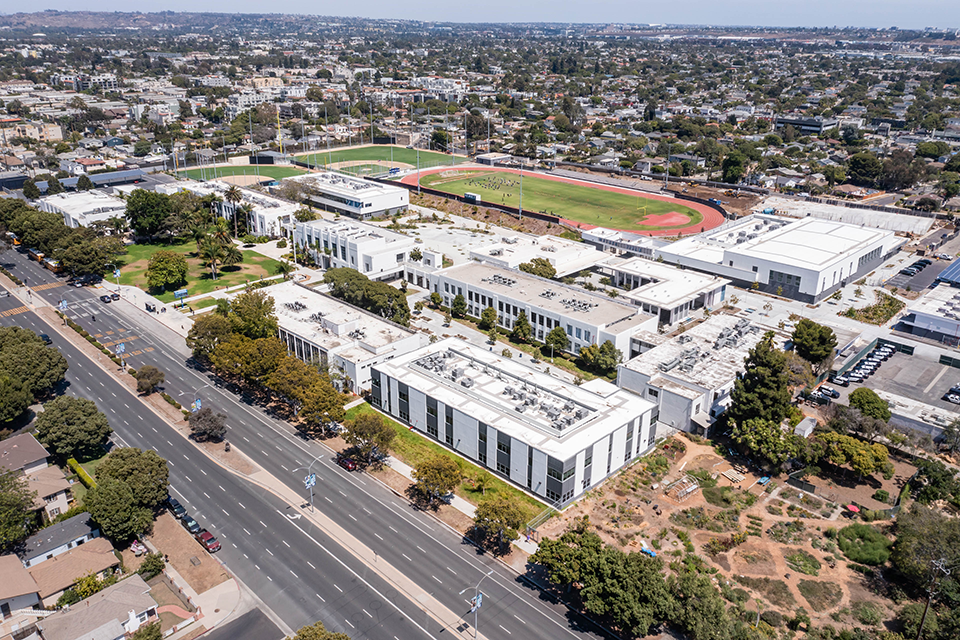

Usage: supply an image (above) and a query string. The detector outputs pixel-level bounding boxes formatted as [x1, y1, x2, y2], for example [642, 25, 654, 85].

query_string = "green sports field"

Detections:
[295, 145, 466, 169]
[418, 170, 703, 231]
[182, 165, 307, 181]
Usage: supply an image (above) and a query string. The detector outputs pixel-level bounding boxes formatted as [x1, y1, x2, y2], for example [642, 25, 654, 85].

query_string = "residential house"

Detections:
[0, 434, 71, 522]
[36, 575, 158, 640]
[0, 555, 41, 620]
[28, 537, 120, 607]
[18, 513, 100, 569]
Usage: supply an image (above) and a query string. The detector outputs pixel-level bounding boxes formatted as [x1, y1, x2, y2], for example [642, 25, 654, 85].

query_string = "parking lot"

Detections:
[828, 349, 960, 413]
[884, 257, 951, 291]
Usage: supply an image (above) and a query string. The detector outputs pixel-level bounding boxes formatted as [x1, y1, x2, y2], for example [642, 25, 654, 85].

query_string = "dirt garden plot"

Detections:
[538, 433, 903, 628]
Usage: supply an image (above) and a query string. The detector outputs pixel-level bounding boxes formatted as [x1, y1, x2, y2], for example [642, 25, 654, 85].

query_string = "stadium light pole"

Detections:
[518, 162, 523, 220]
[417, 148, 421, 195]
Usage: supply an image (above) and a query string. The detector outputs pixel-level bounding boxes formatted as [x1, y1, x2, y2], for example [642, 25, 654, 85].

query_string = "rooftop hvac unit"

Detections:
[460, 378, 474, 388]
[575, 408, 587, 419]
[678, 334, 692, 344]
[659, 357, 681, 372]
[515, 404, 527, 413]
[563, 401, 575, 412]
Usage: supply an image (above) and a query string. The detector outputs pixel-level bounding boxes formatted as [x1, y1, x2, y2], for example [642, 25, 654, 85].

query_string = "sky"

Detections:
[16, 1, 960, 30]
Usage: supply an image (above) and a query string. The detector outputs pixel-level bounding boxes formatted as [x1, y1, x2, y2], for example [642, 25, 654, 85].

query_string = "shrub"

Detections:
[873, 489, 890, 503]
[785, 549, 821, 576]
[277, 238, 288, 248]
[56, 589, 81, 607]
[837, 524, 891, 565]
[852, 601, 882, 626]
[137, 552, 165, 580]
[761, 610, 784, 628]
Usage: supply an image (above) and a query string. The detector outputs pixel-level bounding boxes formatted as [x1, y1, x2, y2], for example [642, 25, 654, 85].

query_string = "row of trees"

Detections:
[0, 326, 69, 424]
[323, 268, 411, 326]
[0, 199, 126, 278]
[85, 448, 169, 541]
[186, 289, 348, 434]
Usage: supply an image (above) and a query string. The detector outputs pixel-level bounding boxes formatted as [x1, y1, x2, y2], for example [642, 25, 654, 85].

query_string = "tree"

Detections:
[35, 396, 112, 459]
[84, 475, 152, 541]
[76, 174, 94, 191]
[286, 620, 351, 640]
[511, 310, 533, 343]
[135, 365, 165, 395]
[300, 375, 347, 434]
[266, 356, 321, 409]
[545, 326, 569, 355]
[133, 139, 152, 157]
[344, 411, 396, 462]
[430, 292, 443, 308]
[451, 293, 467, 318]
[200, 237, 225, 280]
[228, 289, 278, 339]
[726, 332, 792, 428]
[892, 504, 960, 607]
[578, 340, 623, 374]
[412, 455, 463, 504]
[479, 306, 498, 330]
[221, 243, 244, 270]
[0, 374, 32, 424]
[474, 495, 525, 547]
[22, 179, 40, 199]
[0, 471, 36, 552]
[519, 258, 557, 279]
[0, 327, 68, 396]
[431, 130, 452, 151]
[145, 250, 188, 291]
[721, 151, 748, 184]
[849, 387, 891, 422]
[275, 260, 296, 279]
[96, 448, 169, 509]
[125, 189, 172, 239]
[732, 417, 801, 467]
[189, 407, 227, 442]
[791, 318, 837, 373]
[223, 185, 242, 237]
[186, 314, 233, 360]
[46, 176, 64, 195]
[55, 234, 123, 277]
[409, 247, 423, 262]
[847, 152, 883, 187]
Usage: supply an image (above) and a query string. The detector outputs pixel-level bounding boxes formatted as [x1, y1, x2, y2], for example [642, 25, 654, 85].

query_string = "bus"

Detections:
[27, 248, 44, 263]
[6, 232, 19, 246]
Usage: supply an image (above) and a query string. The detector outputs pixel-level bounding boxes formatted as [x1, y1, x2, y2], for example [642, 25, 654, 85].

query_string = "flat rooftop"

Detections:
[608, 257, 729, 309]
[469, 233, 608, 277]
[377, 338, 654, 460]
[622, 315, 782, 391]
[297, 218, 411, 246]
[286, 171, 406, 199]
[663, 214, 894, 271]
[757, 195, 935, 235]
[39, 190, 125, 215]
[439, 262, 653, 330]
[908, 284, 960, 319]
[267, 280, 415, 358]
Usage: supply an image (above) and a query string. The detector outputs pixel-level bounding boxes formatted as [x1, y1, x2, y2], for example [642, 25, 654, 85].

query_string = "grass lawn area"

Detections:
[296, 145, 465, 169]
[345, 402, 546, 522]
[118, 239, 284, 302]
[420, 169, 703, 232]
[181, 165, 306, 181]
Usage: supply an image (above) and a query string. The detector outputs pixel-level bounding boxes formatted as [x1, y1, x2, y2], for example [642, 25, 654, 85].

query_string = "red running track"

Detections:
[399, 166, 725, 237]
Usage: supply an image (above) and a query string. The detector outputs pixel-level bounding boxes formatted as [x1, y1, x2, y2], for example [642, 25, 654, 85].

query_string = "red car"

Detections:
[195, 530, 221, 553]
[337, 455, 357, 471]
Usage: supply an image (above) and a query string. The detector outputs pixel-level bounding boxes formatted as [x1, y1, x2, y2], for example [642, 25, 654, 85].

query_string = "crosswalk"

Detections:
[33, 281, 65, 292]
[0, 305, 29, 317]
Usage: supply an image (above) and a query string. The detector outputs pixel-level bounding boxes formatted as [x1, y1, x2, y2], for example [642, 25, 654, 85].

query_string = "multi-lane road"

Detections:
[0, 247, 610, 640]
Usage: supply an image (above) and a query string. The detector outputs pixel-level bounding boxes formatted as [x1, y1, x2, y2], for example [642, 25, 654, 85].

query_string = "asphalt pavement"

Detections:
[0, 249, 609, 640]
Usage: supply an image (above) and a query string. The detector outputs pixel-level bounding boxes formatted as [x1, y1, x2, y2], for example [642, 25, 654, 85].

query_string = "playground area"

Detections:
[403, 167, 724, 236]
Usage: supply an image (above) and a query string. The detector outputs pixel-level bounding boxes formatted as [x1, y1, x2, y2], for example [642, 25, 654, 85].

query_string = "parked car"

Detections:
[820, 386, 841, 399]
[182, 516, 201, 534]
[917, 259, 933, 266]
[99, 294, 112, 303]
[38, 333, 52, 345]
[847, 373, 864, 383]
[110, 292, 120, 301]
[937, 253, 953, 260]
[336, 455, 357, 471]
[944, 394, 960, 405]
[900, 269, 918, 276]
[166, 497, 186, 519]
[195, 530, 221, 553]
[830, 376, 850, 387]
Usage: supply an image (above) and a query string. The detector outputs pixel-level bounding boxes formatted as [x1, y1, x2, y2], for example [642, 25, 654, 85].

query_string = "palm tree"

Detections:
[224, 185, 242, 237]
[189, 225, 207, 254]
[221, 243, 244, 270]
[200, 237, 225, 280]
[237, 203, 253, 238]
[213, 218, 232, 246]
[275, 260, 296, 280]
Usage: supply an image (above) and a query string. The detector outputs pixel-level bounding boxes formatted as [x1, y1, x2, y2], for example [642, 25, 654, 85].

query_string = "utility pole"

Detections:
[292, 455, 323, 513]
[916, 558, 950, 640]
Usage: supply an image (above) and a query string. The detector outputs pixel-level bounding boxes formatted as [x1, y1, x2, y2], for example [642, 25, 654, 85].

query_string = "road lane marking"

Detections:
[446, 566, 456, 575]
[290, 570, 298, 578]
[238, 502, 245, 509]
[363, 610, 372, 618]
[402, 554, 412, 561]
[184, 475, 192, 483]
[265, 548, 274, 556]
[334, 584, 343, 592]
[324, 496, 333, 503]
[499, 625, 511, 635]
[200, 469, 207, 475]
[280, 464, 288, 471]
[267, 576, 272, 582]
[259, 520, 267, 527]
[282, 540, 290, 548]
[203, 492, 211, 499]
[243, 528, 251, 536]
[222, 509, 229, 516]
[374, 533, 383, 540]
[348, 514, 357, 521]
[514, 615, 525, 624]
[307, 561, 316, 569]
[316, 593, 325, 601]
[417, 545, 426, 553]
[345, 620, 354, 628]
[432, 576, 442, 584]
[219, 485, 225, 492]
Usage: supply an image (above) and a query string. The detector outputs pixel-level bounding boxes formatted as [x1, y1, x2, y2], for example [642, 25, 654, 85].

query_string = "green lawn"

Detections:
[296, 145, 465, 170]
[181, 165, 306, 181]
[420, 169, 703, 231]
[345, 403, 546, 522]
[117, 239, 284, 302]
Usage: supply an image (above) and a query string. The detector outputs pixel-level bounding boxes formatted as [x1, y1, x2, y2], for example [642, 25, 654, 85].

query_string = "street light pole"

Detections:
[459, 570, 493, 640]
[292, 455, 323, 513]
[104, 263, 121, 293]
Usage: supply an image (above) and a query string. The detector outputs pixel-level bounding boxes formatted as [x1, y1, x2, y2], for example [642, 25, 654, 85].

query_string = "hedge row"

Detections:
[67, 457, 96, 489]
